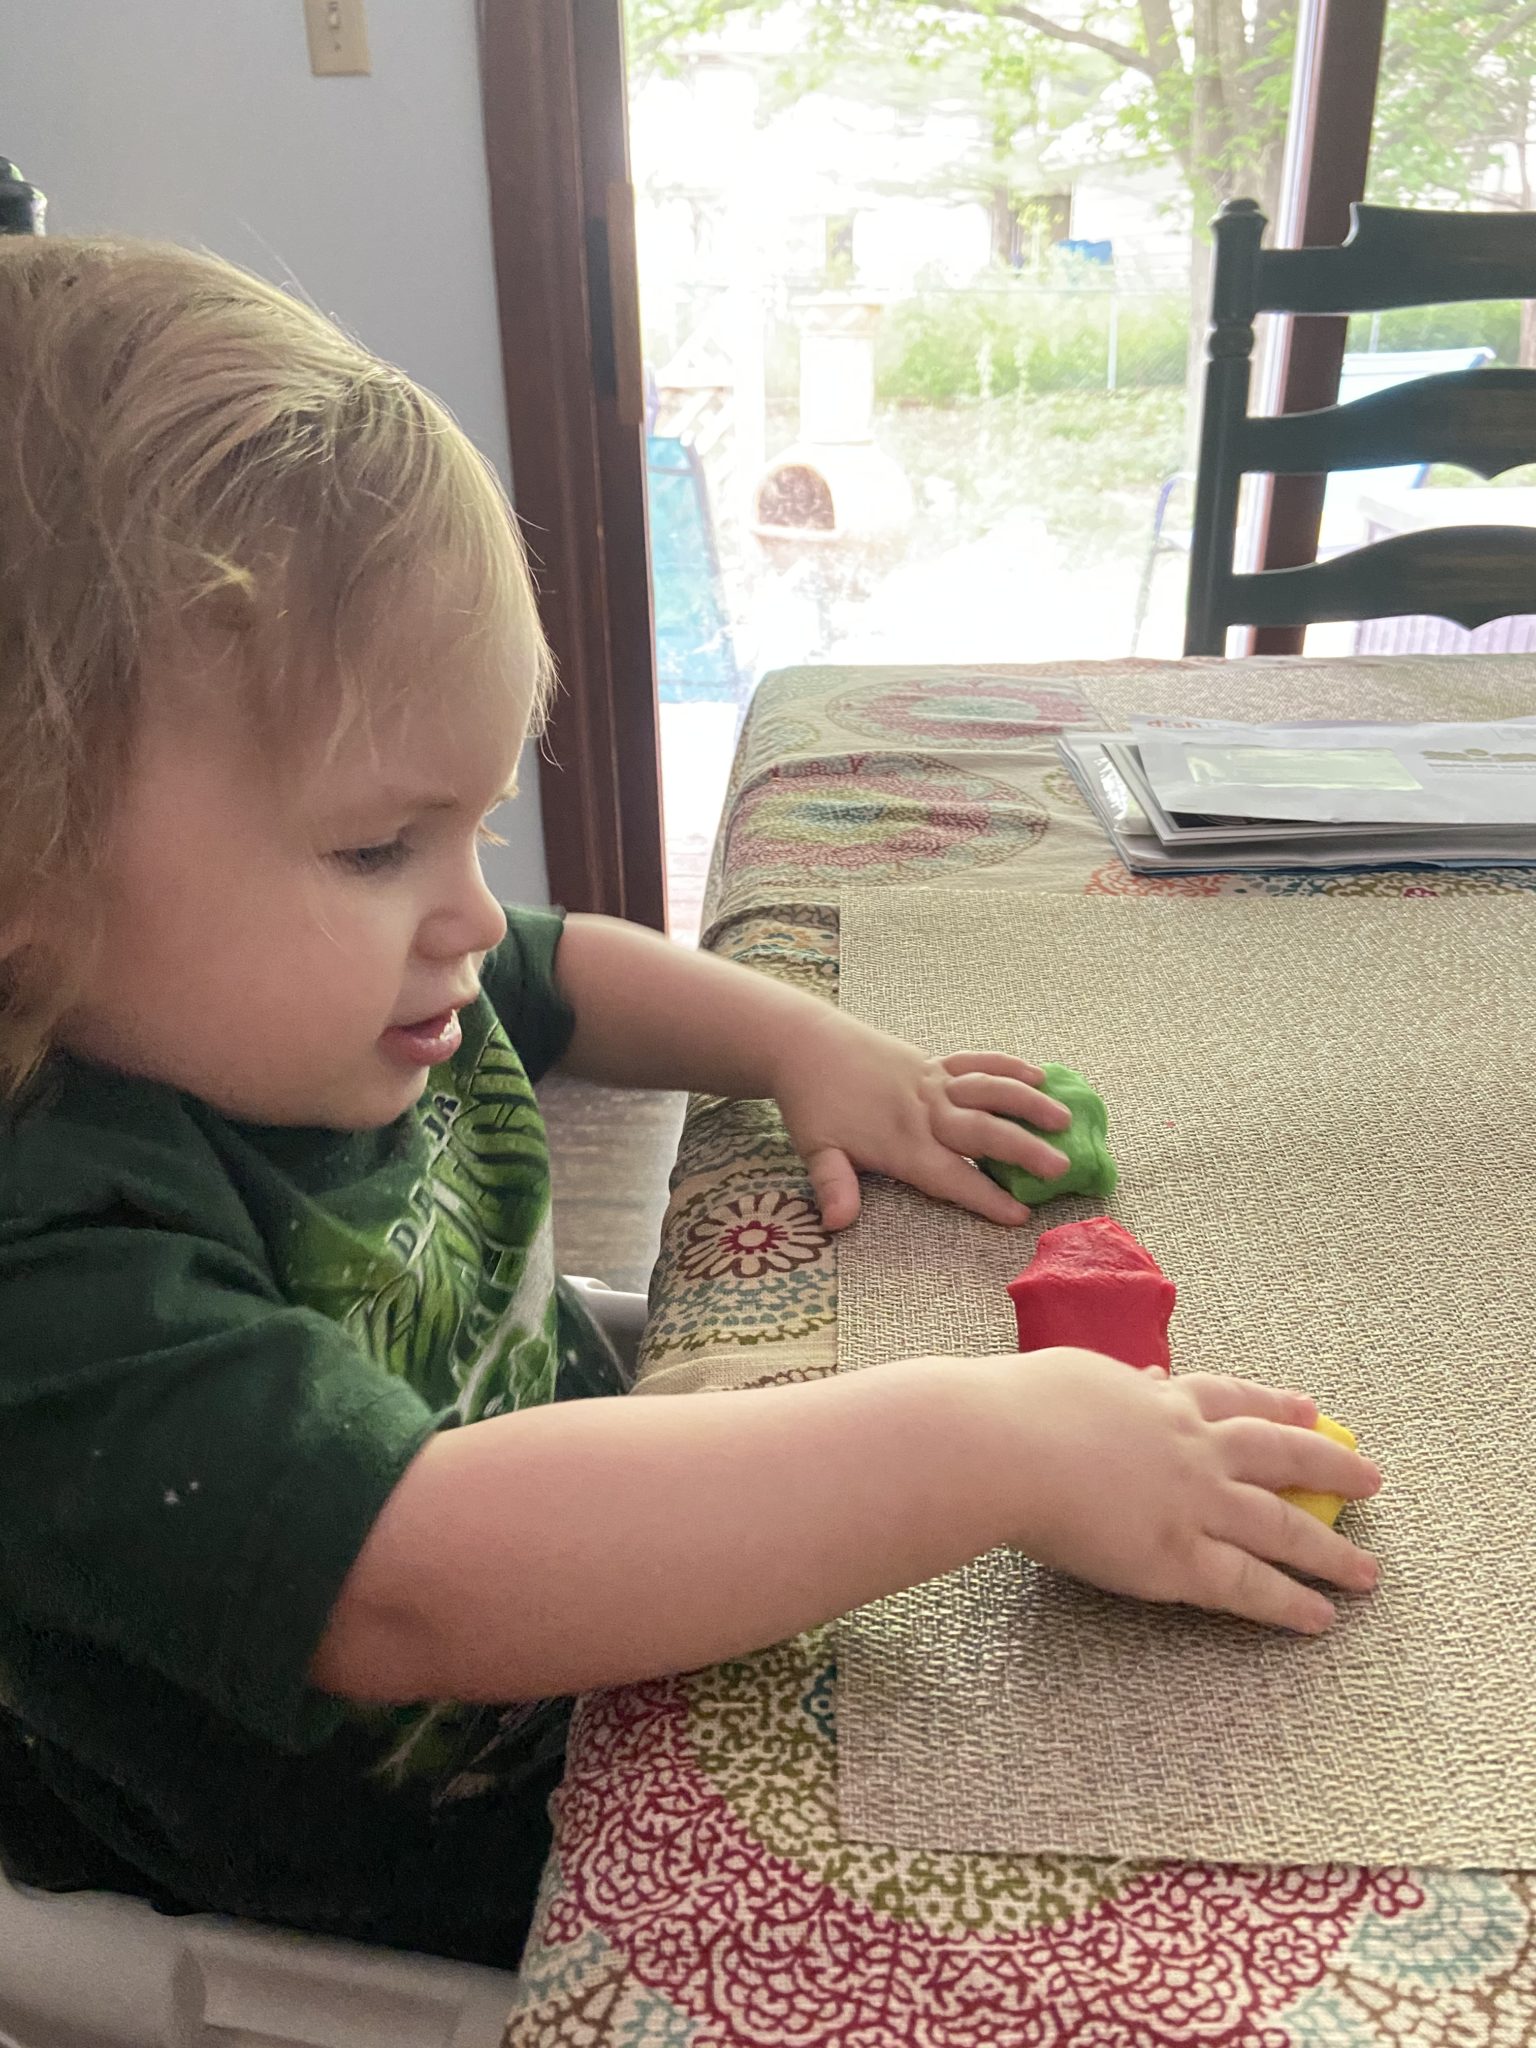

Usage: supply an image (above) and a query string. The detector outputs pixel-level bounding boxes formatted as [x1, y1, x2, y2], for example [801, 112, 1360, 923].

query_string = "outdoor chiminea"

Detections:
[752, 293, 913, 605]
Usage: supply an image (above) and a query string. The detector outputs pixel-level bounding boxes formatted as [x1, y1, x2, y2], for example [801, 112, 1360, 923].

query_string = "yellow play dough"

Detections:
[1279, 1413, 1357, 1527]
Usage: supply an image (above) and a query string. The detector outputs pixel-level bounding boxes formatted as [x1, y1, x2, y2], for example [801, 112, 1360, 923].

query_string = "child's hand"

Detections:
[773, 1015, 1072, 1229]
[979, 1350, 1381, 1632]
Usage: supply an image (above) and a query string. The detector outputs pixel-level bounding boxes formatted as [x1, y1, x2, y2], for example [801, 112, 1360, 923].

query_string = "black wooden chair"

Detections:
[1185, 198, 1536, 656]
[0, 158, 45, 234]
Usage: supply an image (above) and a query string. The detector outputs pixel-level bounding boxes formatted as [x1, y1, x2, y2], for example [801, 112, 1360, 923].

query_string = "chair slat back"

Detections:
[1258, 204, 1536, 314]
[1185, 199, 1536, 655]
[1242, 367, 1536, 480]
[1226, 524, 1536, 633]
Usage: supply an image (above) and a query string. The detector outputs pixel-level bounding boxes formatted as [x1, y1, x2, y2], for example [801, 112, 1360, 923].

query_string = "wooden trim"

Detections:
[571, 5, 667, 928]
[1245, 0, 1388, 656]
[479, 1, 666, 927]
[602, 179, 647, 428]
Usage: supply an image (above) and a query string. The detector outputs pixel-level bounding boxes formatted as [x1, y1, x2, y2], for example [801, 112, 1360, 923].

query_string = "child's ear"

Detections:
[2, 885, 69, 964]
[5, 869, 95, 967]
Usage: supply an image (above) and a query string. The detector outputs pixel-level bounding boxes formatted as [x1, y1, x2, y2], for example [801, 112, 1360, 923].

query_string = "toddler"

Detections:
[0, 238, 1380, 1968]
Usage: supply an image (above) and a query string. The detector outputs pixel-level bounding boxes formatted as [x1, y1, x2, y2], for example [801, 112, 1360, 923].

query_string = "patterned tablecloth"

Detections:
[508, 657, 1536, 2048]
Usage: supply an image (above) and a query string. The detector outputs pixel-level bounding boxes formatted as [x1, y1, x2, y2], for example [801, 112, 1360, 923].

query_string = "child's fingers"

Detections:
[801, 1145, 862, 1233]
[944, 1071, 1073, 1131]
[938, 1103, 1071, 1181]
[941, 1050, 1048, 1088]
[1217, 1417, 1381, 1502]
[912, 1148, 1032, 1227]
[1182, 1373, 1317, 1429]
[1215, 1483, 1380, 1592]
[1197, 1541, 1338, 1634]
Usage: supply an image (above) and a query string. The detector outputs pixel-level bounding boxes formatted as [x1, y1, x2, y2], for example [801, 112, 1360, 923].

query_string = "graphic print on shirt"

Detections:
[274, 1003, 561, 1423]
[268, 1002, 571, 1803]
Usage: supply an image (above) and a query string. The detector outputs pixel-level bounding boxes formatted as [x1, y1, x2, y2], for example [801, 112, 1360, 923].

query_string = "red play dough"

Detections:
[1007, 1216, 1176, 1370]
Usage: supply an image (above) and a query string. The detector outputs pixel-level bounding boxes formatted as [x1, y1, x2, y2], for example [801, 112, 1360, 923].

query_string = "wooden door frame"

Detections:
[479, 0, 666, 927]
[1244, 0, 1389, 655]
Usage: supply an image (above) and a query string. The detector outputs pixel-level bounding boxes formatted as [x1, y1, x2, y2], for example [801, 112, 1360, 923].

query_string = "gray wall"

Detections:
[2, 0, 550, 904]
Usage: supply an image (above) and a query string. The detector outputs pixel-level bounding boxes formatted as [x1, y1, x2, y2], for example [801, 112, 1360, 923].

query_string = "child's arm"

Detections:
[309, 1351, 1381, 1704]
[554, 914, 1069, 1228]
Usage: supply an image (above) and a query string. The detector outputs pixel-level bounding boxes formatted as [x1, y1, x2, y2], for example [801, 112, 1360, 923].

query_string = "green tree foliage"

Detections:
[1371, 4, 1536, 209]
[627, 0, 1536, 232]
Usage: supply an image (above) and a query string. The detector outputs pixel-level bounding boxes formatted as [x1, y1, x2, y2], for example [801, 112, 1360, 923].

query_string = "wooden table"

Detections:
[507, 653, 1536, 2047]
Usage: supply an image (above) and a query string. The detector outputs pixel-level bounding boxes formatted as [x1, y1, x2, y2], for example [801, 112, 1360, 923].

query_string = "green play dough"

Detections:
[981, 1063, 1118, 1206]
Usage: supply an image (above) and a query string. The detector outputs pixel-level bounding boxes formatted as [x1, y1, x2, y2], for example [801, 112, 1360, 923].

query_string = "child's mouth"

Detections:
[380, 1009, 463, 1069]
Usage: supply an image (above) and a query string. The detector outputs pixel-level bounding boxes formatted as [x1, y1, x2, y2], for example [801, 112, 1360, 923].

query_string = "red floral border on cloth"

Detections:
[718, 753, 1048, 891]
[824, 675, 1100, 745]
[1084, 861, 1536, 902]
[520, 671, 1536, 2044]
[542, 1679, 1423, 2048]
[674, 1189, 826, 1283]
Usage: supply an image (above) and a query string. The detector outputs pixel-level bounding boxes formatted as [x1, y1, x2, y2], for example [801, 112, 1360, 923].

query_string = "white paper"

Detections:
[1055, 734, 1536, 876]
[1131, 717, 1536, 826]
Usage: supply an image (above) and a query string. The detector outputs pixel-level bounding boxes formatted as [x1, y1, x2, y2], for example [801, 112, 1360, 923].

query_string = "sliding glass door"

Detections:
[622, 2, 1292, 935]
[485, 2, 1433, 925]
[1323, 1, 1536, 658]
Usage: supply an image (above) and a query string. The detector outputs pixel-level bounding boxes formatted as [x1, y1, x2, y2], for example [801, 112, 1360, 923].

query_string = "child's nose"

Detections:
[463, 881, 509, 958]
[421, 865, 507, 962]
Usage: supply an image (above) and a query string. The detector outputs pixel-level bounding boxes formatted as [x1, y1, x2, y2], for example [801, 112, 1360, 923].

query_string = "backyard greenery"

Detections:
[634, 0, 1536, 683]
[875, 286, 1187, 404]
[881, 385, 1186, 561]
[631, 2, 1536, 250]
[870, 292, 1531, 408]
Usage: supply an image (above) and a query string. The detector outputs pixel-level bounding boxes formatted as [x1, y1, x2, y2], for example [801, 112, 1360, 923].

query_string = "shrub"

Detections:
[875, 284, 1188, 404]
[1344, 299, 1522, 362]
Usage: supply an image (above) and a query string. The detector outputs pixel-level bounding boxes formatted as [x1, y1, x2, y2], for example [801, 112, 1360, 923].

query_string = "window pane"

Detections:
[1310, 2, 1536, 662]
[626, 4, 1248, 933]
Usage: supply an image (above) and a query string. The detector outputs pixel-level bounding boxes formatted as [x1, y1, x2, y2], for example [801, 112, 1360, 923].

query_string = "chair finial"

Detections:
[0, 159, 46, 236]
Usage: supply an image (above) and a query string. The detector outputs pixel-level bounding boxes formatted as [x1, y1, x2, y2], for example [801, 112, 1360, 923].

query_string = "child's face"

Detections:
[55, 643, 531, 1129]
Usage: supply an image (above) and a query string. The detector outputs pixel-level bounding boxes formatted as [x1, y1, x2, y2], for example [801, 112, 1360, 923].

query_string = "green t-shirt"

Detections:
[0, 906, 625, 1968]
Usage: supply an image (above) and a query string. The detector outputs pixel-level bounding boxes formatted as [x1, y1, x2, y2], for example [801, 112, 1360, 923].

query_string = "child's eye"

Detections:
[334, 839, 411, 877]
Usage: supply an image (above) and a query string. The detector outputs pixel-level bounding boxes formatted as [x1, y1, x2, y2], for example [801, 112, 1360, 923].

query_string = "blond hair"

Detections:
[0, 236, 551, 1097]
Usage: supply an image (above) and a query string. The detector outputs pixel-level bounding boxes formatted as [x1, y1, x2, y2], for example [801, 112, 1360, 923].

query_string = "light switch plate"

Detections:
[304, 0, 371, 76]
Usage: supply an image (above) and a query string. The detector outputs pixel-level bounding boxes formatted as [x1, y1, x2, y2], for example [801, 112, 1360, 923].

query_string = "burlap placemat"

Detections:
[836, 885, 1536, 1868]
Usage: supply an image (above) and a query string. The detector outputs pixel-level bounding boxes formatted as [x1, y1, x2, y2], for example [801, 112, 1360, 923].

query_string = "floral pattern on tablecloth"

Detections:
[643, 1162, 834, 1362]
[512, 1614, 1536, 2047]
[513, 658, 1536, 2046]
[824, 673, 1100, 745]
[698, 908, 841, 999]
[642, 1173, 837, 1362]
[1087, 862, 1536, 901]
[639, 925, 842, 1378]
[712, 752, 1050, 915]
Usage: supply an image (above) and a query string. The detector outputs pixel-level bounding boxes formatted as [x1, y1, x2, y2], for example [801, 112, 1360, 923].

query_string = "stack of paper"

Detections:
[1056, 718, 1536, 875]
